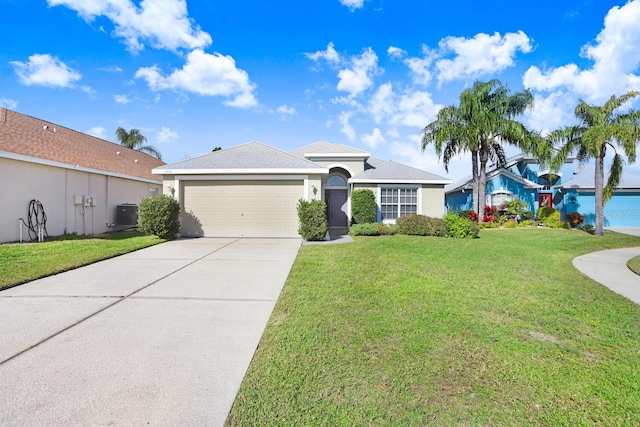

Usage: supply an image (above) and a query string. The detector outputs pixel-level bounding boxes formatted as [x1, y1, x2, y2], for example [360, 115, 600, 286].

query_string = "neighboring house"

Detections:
[558, 165, 640, 227]
[153, 141, 452, 238]
[445, 152, 640, 227]
[445, 153, 575, 214]
[0, 108, 164, 243]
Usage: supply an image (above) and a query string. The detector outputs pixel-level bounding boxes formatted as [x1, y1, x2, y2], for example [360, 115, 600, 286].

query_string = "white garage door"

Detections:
[181, 180, 304, 237]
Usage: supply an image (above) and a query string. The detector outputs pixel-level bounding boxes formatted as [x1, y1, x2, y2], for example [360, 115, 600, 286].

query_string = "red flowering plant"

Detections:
[483, 205, 497, 223]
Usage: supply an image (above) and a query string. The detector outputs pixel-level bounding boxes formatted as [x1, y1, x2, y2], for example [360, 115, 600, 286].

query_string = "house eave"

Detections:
[152, 167, 330, 175]
[349, 178, 453, 185]
[1, 150, 162, 184]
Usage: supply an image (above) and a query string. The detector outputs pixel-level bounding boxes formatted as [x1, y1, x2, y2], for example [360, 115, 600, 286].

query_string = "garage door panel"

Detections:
[182, 180, 303, 237]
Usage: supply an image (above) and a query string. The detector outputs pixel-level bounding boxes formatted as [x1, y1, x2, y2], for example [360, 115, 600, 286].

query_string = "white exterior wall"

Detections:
[421, 184, 446, 218]
[0, 158, 161, 243]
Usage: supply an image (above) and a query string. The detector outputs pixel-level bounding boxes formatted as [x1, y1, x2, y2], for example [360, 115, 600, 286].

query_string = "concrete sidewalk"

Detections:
[0, 237, 301, 426]
[574, 246, 640, 305]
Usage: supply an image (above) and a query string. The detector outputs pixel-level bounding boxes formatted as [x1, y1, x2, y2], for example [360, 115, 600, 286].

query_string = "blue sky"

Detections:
[1, 0, 640, 180]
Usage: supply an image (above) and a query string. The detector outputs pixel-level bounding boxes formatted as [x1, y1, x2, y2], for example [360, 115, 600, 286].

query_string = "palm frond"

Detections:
[604, 154, 624, 203]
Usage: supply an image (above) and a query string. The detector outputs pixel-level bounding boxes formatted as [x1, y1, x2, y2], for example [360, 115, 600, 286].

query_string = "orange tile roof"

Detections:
[0, 108, 164, 182]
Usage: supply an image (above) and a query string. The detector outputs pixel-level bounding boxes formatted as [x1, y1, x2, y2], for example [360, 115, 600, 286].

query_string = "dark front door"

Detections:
[326, 189, 348, 227]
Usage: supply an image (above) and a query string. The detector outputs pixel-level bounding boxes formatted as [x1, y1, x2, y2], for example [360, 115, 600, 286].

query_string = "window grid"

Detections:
[381, 188, 417, 220]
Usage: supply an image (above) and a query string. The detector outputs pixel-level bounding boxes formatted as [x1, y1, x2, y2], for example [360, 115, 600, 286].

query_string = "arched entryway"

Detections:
[325, 170, 349, 228]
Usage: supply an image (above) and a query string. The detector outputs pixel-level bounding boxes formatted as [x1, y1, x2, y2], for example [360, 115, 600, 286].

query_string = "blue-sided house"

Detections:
[445, 153, 640, 227]
[445, 154, 575, 214]
[558, 165, 640, 227]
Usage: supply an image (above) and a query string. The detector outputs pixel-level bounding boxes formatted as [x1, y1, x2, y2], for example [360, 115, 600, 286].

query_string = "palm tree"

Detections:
[422, 80, 538, 220]
[549, 92, 640, 236]
[115, 127, 162, 160]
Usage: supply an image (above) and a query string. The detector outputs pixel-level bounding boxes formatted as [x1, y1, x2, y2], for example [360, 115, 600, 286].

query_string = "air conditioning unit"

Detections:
[116, 204, 138, 227]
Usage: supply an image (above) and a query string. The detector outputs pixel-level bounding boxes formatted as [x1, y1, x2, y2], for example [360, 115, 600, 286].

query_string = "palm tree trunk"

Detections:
[594, 154, 605, 237]
[478, 146, 489, 222]
[471, 148, 479, 216]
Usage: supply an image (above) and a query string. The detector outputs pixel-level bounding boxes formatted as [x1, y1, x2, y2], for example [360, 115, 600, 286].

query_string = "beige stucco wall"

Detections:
[313, 159, 365, 176]
[307, 174, 323, 201]
[0, 158, 161, 243]
[420, 184, 446, 218]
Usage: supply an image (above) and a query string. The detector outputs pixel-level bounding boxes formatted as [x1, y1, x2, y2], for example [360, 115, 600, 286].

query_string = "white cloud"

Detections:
[0, 98, 18, 109]
[276, 104, 296, 115]
[339, 111, 356, 141]
[368, 83, 442, 128]
[392, 91, 442, 127]
[524, 92, 576, 136]
[157, 126, 178, 143]
[47, 0, 212, 53]
[523, 0, 640, 102]
[339, 0, 364, 12]
[387, 46, 406, 59]
[135, 49, 258, 108]
[100, 66, 123, 72]
[435, 31, 532, 84]
[368, 82, 394, 124]
[11, 54, 82, 88]
[114, 94, 132, 104]
[361, 127, 385, 148]
[337, 47, 380, 97]
[305, 42, 341, 65]
[404, 45, 436, 86]
[88, 126, 107, 139]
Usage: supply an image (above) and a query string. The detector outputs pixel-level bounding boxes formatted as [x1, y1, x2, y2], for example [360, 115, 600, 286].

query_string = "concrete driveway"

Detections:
[0, 237, 301, 426]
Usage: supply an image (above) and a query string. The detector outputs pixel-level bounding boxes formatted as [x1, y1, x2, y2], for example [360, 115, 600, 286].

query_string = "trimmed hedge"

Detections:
[351, 189, 377, 224]
[137, 195, 181, 239]
[349, 222, 398, 236]
[397, 214, 447, 237]
[297, 199, 328, 241]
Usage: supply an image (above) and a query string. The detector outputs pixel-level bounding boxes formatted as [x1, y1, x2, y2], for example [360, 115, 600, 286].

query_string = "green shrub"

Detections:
[503, 219, 517, 228]
[351, 189, 377, 224]
[517, 219, 538, 227]
[537, 207, 557, 221]
[580, 224, 595, 235]
[479, 221, 500, 229]
[458, 210, 479, 222]
[444, 213, 479, 238]
[542, 211, 565, 228]
[520, 210, 535, 221]
[297, 199, 328, 241]
[349, 223, 381, 236]
[137, 195, 181, 240]
[397, 214, 447, 237]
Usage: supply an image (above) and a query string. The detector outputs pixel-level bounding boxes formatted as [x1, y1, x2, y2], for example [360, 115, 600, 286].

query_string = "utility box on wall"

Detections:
[116, 204, 138, 227]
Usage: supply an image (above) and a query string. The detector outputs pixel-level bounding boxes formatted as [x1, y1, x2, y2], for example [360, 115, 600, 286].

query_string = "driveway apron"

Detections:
[0, 237, 301, 426]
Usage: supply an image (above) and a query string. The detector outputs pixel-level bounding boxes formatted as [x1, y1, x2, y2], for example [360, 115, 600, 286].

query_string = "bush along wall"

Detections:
[297, 199, 328, 241]
[350, 189, 377, 224]
[137, 195, 181, 240]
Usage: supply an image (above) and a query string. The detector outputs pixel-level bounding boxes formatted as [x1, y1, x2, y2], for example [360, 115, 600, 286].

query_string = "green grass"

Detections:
[227, 229, 640, 426]
[628, 255, 640, 276]
[0, 231, 164, 290]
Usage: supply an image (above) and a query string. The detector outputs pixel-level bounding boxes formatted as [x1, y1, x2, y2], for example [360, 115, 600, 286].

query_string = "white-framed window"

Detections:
[491, 190, 513, 206]
[148, 188, 159, 197]
[380, 187, 418, 220]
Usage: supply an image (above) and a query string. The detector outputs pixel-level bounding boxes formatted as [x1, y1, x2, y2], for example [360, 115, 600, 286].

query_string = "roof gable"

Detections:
[154, 141, 327, 173]
[558, 164, 640, 189]
[446, 168, 542, 194]
[351, 159, 451, 183]
[0, 108, 164, 182]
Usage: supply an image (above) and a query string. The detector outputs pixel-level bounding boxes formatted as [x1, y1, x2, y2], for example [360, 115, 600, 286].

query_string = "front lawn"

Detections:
[228, 229, 640, 426]
[628, 255, 640, 276]
[0, 231, 164, 290]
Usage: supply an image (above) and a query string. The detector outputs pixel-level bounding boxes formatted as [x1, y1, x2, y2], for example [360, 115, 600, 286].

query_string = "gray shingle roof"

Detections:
[351, 160, 451, 183]
[290, 141, 370, 157]
[154, 141, 326, 172]
[558, 164, 640, 189]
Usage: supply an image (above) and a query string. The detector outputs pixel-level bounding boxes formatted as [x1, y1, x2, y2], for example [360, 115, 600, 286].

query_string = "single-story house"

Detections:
[0, 108, 164, 243]
[559, 164, 640, 227]
[153, 141, 452, 238]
